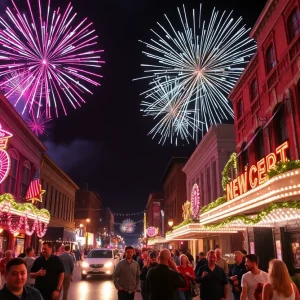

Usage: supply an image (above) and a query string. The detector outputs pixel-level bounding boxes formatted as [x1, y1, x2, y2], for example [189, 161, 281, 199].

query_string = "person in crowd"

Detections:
[262, 259, 300, 300]
[0, 258, 43, 299]
[240, 254, 269, 300]
[113, 245, 140, 300]
[194, 251, 208, 275]
[140, 251, 158, 300]
[23, 247, 36, 287]
[173, 250, 180, 266]
[18, 253, 26, 258]
[228, 251, 247, 300]
[215, 248, 229, 275]
[74, 249, 82, 267]
[0, 250, 13, 288]
[241, 249, 248, 256]
[196, 250, 227, 300]
[30, 242, 65, 300]
[59, 245, 74, 300]
[146, 248, 186, 300]
[137, 250, 149, 271]
[185, 249, 194, 266]
[177, 254, 195, 300]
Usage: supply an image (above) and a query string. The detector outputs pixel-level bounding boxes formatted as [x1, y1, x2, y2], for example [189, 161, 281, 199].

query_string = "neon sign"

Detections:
[191, 184, 200, 219]
[227, 141, 289, 201]
[0, 124, 12, 185]
[147, 226, 158, 237]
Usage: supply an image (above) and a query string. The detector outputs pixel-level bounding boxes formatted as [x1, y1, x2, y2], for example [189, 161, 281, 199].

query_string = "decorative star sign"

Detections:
[28, 185, 45, 204]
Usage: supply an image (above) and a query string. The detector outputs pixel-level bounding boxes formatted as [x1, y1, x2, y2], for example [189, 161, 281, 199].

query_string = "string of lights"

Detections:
[111, 210, 144, 216]
[113, 219, 144, 225]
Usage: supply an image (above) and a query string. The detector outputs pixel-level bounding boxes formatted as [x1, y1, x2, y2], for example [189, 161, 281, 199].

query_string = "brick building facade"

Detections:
[230, 0, 300, 170]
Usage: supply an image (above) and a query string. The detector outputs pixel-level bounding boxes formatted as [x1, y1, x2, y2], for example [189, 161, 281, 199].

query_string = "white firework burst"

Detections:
[136, 4, 256, 143]
[141, 80, 201, 145]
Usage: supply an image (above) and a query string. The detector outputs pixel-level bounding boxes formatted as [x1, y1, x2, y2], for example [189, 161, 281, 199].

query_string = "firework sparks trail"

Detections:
[0, 0, 104, 118]
[135, 4, 256, 144]
[27, 110, 52, 136]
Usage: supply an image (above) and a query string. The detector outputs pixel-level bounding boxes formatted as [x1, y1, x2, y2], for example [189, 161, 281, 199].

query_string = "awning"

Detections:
[42, 227, 76, 242]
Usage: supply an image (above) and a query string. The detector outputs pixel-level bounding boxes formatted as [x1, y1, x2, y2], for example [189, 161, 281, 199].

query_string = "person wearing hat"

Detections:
[140, 251, 158, 300]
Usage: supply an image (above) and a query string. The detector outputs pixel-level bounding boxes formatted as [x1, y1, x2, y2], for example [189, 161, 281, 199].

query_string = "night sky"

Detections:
[12, 0, 267, 241]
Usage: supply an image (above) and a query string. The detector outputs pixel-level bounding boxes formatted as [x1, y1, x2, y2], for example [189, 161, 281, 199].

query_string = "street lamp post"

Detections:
[161, 210, 165, 237]
[86, 218, 91, 248]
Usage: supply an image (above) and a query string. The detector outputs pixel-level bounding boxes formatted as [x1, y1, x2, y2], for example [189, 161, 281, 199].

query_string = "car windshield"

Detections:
[88, 250, 112, 258]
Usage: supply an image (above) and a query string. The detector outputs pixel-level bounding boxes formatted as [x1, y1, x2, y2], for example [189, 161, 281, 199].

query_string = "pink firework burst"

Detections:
[27, 111, 52, 136]
[0, 0, 104, 118]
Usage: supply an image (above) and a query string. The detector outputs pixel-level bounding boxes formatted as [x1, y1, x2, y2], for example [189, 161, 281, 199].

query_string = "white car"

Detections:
[81, 248, 120, 280]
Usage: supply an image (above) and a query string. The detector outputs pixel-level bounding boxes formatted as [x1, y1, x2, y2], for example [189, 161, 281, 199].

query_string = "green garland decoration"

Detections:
[201, 196, 226, 213]
[221, 153, 237, 192]
[267, 159, 300, 179]
[203, 201, 300, 229]
[0, 193, 50, 219]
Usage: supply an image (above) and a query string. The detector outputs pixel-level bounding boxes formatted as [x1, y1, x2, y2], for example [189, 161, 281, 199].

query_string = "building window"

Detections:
[255, 128, 265, 160]
[274, 104, 288, 146]
[4, 150, 18, 195]
[287, 8, 300, 42]
[237, 99, 243, 119]
[265, 45, 276, 74]
[212, 161, 217, 200]
[200, 173, 205, 206]
[240, 142, 248, 169]
[206, 167, 211, 204]
[20, 163, 30, 198]
[250, 79, 258, 102]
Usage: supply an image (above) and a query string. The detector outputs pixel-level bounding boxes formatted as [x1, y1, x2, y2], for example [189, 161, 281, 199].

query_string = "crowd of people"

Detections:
[113, 246, 300, 300]
[0, 242, 76, 300]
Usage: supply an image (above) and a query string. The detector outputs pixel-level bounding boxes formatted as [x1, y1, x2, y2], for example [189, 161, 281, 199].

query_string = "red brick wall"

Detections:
[230, 0, 300, 171]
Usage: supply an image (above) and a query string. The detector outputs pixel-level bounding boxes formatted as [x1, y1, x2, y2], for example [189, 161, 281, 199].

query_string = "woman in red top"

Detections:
[177, 254, 195, 300]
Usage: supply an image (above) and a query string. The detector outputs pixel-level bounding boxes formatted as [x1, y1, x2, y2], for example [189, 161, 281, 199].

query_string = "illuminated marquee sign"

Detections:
[191, 184, 200, 219]
[0, 124, 13, 185]
[227, 141, 289, 201]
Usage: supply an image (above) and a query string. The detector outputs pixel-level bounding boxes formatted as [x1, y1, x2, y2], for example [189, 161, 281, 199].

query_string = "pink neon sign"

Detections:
[0, 124, 12, 184]
[191, 184, 200, 219]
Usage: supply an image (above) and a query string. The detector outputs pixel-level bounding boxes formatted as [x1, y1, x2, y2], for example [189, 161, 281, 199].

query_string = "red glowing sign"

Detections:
[226, 141, 289, 201]
[0, 124, 12, 184]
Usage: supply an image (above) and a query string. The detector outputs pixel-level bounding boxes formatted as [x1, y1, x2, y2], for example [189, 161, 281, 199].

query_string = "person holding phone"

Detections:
[146, 248, 186, 300]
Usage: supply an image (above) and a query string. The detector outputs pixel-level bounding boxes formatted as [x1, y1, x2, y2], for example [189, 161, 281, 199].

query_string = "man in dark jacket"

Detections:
[140, 251, 158, 300]
[0, 258, 43, 300]
[146, 248, 186, 300]
[194, 251, 208, 275]
[196, 250, 228, 300]
[228, 251, 247, 300]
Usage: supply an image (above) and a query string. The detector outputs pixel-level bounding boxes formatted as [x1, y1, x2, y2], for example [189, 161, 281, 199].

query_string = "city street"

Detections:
[67, 265, 233, 300]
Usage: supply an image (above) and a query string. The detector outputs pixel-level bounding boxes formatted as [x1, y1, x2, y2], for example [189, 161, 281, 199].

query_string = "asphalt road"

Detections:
[67, 265, 233, 300]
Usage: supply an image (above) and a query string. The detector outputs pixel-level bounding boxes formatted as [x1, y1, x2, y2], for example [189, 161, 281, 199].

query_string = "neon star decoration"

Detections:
[191, 184, 200, 219]
[0, 0, 104, 118]
[136, 4, 256, 143]
[0, 124, 13, 185]
[28, 186, 46, 205]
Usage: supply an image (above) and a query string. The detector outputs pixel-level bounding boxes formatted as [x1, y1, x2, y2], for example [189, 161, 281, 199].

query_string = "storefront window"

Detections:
[291, 237, 300, 273]
[255, 128, 265, 160]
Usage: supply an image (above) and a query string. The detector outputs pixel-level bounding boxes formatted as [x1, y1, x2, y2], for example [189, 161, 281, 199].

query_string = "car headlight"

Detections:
[82, 262, 89, 268]
[104, 261, 113, 268]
